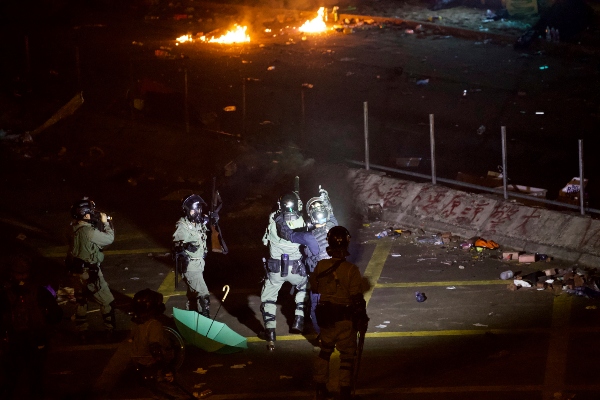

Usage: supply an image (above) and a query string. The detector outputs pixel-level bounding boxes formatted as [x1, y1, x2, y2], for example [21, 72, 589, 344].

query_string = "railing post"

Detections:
[501, 126, 508, 200]
[429, 114, 436, 184]
[364, 101, 369, 170]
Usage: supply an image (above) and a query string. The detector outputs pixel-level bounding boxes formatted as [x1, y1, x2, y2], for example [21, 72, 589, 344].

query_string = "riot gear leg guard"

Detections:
[291, 315, 304, 333]
[200, 295, 210, 318]
[265, 328, 276, 351]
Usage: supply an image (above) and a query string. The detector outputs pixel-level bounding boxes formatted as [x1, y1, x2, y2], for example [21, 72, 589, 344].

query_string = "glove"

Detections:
[183, 242, 199, 253]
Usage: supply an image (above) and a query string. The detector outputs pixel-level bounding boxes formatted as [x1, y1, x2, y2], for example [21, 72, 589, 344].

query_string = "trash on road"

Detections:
[416, 78, 429, 85]
[223, 106, 236, 112]
[375, 324, 388, 328]
[416, 235, 442, 245]
[267, 66, 275, 70]
[415, 291, 427, 302]
[500, 270, 514, 280]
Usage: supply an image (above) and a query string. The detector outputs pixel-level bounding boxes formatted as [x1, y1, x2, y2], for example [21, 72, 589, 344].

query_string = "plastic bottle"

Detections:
[500, 270, 514, 280]
[376, 230, 389, 239]
[415, 291, 426, 303]
[545, 26, 551, 41]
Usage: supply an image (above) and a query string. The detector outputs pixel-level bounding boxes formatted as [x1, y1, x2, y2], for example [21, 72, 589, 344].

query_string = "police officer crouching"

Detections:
[309, 226, 369, 400]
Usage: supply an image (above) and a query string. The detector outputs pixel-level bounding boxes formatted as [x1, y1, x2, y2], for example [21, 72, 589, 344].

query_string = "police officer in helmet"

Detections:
[67, 197, 116, 340]
[303, 187, 338, 335]
[309, 226, 368, 400]
[173, 194, 211, 317]
[260, 191, 319, 350]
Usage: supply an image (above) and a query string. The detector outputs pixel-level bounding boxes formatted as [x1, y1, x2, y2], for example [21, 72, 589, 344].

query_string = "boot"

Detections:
[291, 315, 304, 334]
[265, 328, 276, 351]
[314, 383, 333, 400]
[339, 386, 352, 400]
[200, 295, 210, 318]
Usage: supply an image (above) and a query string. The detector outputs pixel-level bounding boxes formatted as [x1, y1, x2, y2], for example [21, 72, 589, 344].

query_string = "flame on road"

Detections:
[298, 7, 329, 33]
[176, 34, 193, 43]
[201, 25, 250, 44]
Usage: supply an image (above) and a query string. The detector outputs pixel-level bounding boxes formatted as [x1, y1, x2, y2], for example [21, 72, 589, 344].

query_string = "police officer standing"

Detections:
[260, 192, 319, 351]
[309, 227, 368, 400]
[67, 198, 116, 339]
[303, 187, 338, 335]
[173, 195, 211, 318]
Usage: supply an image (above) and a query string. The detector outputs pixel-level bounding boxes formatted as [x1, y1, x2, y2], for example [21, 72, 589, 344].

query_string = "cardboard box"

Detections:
[503, 251, 519, 261]
[518, 254, 536, 263]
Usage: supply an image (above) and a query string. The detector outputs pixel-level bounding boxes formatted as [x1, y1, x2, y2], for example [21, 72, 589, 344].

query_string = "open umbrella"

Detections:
[173, 286, 247, 354]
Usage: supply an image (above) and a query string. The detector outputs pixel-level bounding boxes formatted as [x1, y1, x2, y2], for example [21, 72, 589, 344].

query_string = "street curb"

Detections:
[348, 168, 600, 267]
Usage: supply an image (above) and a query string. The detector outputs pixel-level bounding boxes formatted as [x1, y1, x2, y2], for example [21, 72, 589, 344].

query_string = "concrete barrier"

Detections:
[348, 169, 600, 267]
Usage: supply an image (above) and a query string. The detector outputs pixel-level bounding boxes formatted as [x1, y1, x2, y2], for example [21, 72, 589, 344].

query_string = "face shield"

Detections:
[307, 198, 329, 224]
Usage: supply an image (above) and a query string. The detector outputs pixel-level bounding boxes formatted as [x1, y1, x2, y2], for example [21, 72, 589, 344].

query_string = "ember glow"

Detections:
[298, 7, 329, 33]
[201, 25, 250, 44]
[176, 34, 193, 43]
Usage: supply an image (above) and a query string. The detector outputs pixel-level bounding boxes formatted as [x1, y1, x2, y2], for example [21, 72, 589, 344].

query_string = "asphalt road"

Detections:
[1, 3, 600, 400]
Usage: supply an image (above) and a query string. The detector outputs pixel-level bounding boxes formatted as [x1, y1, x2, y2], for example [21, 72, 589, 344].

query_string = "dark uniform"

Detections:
[309, 226, 368, 400]
[0, 255, 63, 399]
[303, 188, 338, 334]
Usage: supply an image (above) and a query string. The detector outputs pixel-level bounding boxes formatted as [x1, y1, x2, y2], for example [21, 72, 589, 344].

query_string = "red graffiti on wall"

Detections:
[486, 203, 521, 234]
[413, 186, 449, 215]
[381, 181, 411, 207]
[440, 195, 491, 225]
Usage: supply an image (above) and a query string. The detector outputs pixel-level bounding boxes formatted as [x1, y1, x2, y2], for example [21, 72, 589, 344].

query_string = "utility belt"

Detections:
[315, 301, 352, 328]
[267, 258, 306, 277]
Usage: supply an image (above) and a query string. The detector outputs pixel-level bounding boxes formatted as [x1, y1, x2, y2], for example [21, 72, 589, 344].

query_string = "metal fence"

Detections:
[350, 104, 600, 217]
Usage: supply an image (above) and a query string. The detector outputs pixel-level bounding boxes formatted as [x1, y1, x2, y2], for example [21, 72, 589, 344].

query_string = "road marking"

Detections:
[179, 383, 600, 399]
[363, 240, 393, 306]
[246, 325, 600, 342]
[376, 280, 507, 288]
[42, 247, 170, 258]
[542, 294, 572, 400]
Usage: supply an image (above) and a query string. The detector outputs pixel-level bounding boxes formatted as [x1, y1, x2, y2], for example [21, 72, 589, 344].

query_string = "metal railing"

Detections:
[353, 108, 599, 216]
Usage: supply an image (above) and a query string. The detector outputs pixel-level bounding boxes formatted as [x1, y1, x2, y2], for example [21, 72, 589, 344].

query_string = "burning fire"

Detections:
[176, 34, 193, 43]
[201, 25, 250, 44]
[298, 7, 329, 33]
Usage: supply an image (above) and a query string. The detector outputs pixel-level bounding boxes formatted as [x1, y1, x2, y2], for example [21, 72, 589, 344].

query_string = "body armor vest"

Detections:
[263, 212, 304, 260]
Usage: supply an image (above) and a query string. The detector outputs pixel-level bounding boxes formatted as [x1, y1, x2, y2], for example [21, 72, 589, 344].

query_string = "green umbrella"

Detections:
[172, 287, 247, 354]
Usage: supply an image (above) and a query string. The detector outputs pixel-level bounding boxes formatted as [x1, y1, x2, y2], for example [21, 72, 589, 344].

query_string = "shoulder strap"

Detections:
[316, 259, 344, 280]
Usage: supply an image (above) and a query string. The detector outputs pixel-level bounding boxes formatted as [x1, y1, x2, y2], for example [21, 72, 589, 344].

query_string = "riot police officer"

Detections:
[67, 198, 116, 339]
[260, 192, 319, 350]
[309, 226, 368, 400]
[303, 187, 338, 334]
[173, 195, 211, 318]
